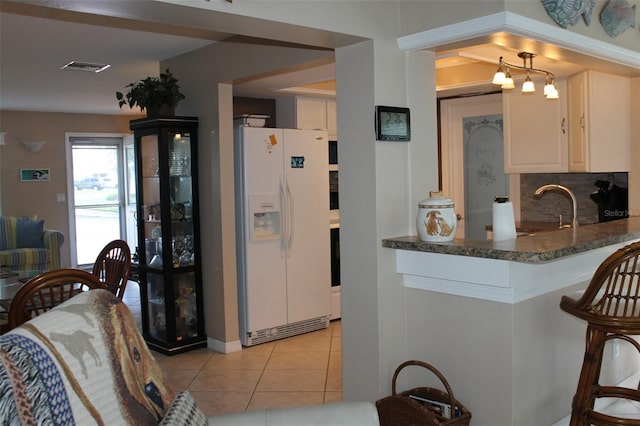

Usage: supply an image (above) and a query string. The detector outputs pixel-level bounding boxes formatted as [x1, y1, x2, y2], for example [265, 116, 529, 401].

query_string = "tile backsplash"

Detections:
[520, 172, 628, 225]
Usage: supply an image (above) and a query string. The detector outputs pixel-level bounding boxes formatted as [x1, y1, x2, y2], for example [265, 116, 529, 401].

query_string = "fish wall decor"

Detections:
[599, 0, 637, 37]
[541, 0, 596, 28]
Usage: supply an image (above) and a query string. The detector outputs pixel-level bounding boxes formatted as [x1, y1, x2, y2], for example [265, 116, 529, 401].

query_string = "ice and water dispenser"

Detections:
[249, 194, 281, 240]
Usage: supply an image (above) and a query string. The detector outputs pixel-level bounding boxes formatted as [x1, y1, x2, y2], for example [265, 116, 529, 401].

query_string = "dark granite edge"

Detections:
[382, 218, 640, 264]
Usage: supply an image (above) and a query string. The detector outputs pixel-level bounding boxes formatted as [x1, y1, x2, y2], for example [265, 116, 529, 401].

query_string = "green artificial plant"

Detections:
[116, 68, 185, 114]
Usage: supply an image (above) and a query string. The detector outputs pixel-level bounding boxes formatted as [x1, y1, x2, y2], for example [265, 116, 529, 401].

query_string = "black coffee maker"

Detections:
[590, 180, 628, 222]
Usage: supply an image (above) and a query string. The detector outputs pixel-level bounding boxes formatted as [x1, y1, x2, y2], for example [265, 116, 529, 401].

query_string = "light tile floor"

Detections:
[122, 281, 342, 417]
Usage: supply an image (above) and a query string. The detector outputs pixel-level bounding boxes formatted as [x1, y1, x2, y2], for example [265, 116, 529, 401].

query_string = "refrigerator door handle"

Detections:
[279, 175, 288, 254]
[286, 176, 295, 255]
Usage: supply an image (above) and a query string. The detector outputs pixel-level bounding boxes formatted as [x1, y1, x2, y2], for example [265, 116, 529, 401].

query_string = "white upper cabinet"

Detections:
[276, 96, 337, 139]
[568, 70, 631, 172]
[503, 79, 568, 173]
[296, 96, 327, 130]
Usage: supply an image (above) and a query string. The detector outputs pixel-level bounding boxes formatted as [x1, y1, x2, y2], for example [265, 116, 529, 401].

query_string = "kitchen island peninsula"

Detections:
[382, 217, 640, 426]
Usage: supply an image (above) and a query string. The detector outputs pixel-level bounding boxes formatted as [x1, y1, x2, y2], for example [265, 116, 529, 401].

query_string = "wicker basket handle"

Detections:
[391, 360, 457, 414]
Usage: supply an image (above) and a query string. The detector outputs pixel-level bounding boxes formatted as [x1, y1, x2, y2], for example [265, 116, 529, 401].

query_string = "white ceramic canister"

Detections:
[416, 191, 457, 242]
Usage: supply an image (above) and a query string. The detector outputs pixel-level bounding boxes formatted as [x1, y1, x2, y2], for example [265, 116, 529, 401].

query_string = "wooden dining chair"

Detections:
[92, 239, 131, 300]
[8, 268, 106, 329]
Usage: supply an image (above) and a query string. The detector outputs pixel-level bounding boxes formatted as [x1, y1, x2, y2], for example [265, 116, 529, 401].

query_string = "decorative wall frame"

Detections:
[20, 168, 50, 182]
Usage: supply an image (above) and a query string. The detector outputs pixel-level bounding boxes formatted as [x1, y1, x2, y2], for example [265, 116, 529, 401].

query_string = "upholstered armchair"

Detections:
[0, 216, 64, 271]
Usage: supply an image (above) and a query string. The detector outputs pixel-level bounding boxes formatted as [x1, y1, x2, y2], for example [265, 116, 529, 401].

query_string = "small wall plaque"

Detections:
[20, 168, 50, 182]
[375, 106, 411, 142]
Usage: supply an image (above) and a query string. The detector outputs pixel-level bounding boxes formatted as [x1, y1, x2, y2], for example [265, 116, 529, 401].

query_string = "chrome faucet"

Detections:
[533, 184, 579, 228]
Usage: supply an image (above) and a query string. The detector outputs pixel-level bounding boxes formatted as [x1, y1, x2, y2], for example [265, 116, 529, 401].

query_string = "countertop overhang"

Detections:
[383, 217, 640, 264]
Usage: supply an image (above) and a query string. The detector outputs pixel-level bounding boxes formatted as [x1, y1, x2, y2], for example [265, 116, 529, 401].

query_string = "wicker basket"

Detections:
[376, 360, 472, 426]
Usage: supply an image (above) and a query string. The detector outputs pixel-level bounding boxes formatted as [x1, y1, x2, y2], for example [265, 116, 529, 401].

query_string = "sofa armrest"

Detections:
[43, 229, 64, 269]
[207, 402, 380, 426]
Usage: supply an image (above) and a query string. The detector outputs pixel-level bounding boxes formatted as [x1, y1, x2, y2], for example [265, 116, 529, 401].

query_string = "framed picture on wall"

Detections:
[375, 105, 411, 142]
[20, 168, 50, 182]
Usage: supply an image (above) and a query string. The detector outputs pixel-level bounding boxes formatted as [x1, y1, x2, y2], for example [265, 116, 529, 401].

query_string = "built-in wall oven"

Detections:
[329, 141, 339, 215]
[329, 140, 340, 319]
[328, 140, 339, 287]
[329, 141, 340, 286]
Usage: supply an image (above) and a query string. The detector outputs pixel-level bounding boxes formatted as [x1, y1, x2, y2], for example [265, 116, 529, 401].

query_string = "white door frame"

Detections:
[65, 132, 130, 267]
[440, 94, 520, 239]
[123, 134, 137, 251]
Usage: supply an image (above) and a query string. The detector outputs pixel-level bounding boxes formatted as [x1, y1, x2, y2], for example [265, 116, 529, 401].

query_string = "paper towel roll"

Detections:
[493, 197, 516, 241]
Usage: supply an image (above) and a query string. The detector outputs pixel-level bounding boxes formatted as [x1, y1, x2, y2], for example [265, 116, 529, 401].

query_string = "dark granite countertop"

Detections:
[486, 221, 565, 233]
[383, 217, 640, 263]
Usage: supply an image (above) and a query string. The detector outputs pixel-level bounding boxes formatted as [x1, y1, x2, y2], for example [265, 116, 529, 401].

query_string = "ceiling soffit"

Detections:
[399, 12, 640, 79]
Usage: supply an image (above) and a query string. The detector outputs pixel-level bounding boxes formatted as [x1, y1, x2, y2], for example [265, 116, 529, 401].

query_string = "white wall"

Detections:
[404, 280, 638, 425]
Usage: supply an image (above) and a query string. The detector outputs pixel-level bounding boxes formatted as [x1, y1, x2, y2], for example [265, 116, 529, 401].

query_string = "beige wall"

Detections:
[0, 110, 140, 267]
[398, 0, 506, 35]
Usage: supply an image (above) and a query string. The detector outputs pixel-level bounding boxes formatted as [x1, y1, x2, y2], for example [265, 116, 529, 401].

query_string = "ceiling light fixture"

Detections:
[492, 52, 558, 99]
[61, 61, 111, 73]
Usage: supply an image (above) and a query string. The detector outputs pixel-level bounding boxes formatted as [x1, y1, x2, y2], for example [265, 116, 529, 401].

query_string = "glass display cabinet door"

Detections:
[140, 133, 166, 341]
[167, 130, 199, 340]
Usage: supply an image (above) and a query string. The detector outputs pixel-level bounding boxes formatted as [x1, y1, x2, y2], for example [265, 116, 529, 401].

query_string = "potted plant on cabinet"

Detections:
[116, 68, 185, 117]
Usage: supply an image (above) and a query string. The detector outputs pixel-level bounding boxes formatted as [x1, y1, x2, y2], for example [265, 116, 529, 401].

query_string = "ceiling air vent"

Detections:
[61, 61, 111, 73]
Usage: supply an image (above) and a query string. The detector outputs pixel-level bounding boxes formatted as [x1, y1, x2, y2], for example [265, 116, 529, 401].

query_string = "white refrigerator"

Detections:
[234, 126, 331, 346]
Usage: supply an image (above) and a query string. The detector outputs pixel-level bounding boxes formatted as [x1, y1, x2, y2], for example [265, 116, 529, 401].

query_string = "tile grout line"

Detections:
[245, 342, 277, 411]
[322, 323, 335, 403]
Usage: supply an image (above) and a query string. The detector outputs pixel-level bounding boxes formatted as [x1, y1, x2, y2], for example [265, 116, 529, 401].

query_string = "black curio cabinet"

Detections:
[130, 116, 206, 355]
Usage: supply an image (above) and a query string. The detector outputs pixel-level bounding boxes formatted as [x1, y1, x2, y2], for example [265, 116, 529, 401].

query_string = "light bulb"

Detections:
[492, 58, 506, 85]
[544, 80, 556, 97]
[521, 74, 535, 93]
[502, 78, 515, 90]
[545, 86, 559, 100]
[492, 71, 506, 85]
[501, 69, 515, 89]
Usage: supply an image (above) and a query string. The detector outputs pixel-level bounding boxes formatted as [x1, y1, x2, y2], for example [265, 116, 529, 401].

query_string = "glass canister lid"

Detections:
[419, 191, 454, 208]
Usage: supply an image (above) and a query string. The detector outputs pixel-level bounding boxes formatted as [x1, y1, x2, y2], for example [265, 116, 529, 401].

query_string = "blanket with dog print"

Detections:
[0, 289, 174, 425]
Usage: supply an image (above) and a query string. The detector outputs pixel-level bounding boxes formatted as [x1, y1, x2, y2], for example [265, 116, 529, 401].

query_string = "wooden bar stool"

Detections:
[560, 241, 640, 426]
